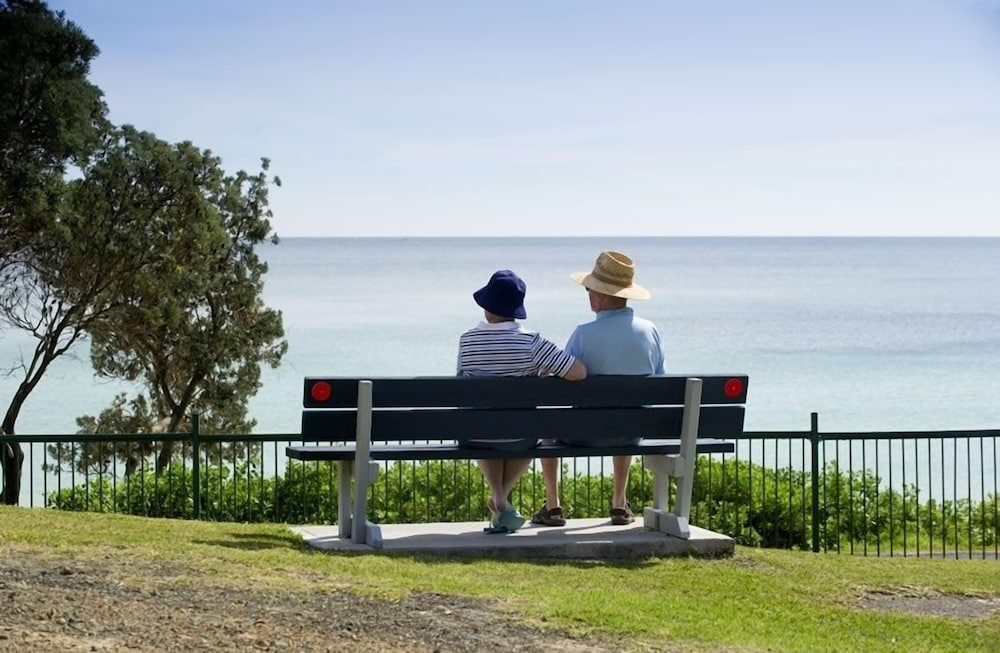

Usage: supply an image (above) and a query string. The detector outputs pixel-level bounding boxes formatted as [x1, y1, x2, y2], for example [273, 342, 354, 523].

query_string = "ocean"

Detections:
[3, 237, 1000, 437]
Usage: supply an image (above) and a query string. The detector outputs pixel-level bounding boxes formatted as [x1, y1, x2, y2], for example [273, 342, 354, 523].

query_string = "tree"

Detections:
[8, 123, 286, 496]
[0, 0, 107, 503]
[1, 3, 285, 500]
[46, 126, 287, 478]
[79, 131, 286, 475]
[0, 123, 221, 502]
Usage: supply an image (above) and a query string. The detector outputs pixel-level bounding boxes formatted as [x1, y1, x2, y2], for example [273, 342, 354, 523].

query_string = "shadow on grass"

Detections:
[299, 548, 726, 569]
[191, 532, 311, 551]
[397, 554, 667, 570]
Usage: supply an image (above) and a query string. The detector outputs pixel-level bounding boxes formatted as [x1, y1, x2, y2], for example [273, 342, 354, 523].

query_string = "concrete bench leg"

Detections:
[641, 377, 703, 540]
[337, 459, 381, 544]
[643, 454, 676, 511]
[642, 455, 691, 539]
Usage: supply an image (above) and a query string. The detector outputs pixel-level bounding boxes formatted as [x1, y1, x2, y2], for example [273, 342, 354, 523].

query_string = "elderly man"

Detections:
[532, 250, 665, 526]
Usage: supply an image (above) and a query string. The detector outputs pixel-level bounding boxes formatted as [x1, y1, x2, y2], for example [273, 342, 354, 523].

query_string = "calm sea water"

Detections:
[3, 237, 999, 437]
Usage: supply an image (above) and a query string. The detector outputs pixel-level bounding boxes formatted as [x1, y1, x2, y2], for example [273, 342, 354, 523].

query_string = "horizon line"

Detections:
[270, 234, 1000, 239]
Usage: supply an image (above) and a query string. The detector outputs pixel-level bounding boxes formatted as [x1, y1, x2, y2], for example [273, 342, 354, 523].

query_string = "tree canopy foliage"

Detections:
[0, 0, 106, 254]
[80, 128, 286, 473]
[1, 1, 286, 501]
[1, 0, 108, 503]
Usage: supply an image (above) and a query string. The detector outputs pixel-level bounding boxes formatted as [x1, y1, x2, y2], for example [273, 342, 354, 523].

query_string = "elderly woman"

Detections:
[456, 269, 586, 533]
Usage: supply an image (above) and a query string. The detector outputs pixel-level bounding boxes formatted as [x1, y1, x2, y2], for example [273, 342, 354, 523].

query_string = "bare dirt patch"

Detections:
[857, 585, 1000, 619]
[0, 548, 617, 652]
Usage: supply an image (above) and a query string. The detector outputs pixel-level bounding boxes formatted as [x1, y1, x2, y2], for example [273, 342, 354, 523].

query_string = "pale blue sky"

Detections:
[50, 1, 1000, 236]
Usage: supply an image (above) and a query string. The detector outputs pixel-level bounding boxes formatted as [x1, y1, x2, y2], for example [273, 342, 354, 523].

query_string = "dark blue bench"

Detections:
[286, 375, 747, 547]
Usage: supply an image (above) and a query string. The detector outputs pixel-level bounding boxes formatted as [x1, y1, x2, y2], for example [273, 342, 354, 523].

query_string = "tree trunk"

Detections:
[1, 441, 24, 505]
[2, 403, 25, 505]
[2, 338, 74, 505]
[153, 412, 187, 475]
[155, 441, 174, 476]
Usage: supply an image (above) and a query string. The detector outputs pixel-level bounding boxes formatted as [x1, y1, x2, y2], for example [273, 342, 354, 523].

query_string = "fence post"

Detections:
[191, 412, 201, 520]
[810, 412, 820, 553]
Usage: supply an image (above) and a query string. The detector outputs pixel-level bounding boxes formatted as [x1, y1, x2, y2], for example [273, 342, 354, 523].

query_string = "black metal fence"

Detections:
[2, 414, 997, 558]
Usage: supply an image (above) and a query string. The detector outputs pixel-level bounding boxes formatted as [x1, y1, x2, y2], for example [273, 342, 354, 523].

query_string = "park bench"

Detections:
[286, 374, 747, 548]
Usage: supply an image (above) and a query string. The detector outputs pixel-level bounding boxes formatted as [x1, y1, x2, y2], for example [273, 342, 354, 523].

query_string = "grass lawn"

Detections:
[2, 506, 998, 651]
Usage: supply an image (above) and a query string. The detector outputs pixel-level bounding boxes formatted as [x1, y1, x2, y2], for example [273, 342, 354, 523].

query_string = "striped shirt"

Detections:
[456, 321, 577, 378]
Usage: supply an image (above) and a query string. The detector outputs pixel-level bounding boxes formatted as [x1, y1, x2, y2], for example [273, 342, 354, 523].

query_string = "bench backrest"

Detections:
[301, 375, 748, 443]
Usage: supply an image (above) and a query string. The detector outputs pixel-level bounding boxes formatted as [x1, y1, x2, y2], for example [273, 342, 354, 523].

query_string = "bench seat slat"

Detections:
[286, 438, 736, 461]
[303, 375, 748, 409]
[301, 405, 745, 441]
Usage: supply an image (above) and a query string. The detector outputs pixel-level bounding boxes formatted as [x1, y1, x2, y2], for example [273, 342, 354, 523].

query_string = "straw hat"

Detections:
[570, 251, 650, 300]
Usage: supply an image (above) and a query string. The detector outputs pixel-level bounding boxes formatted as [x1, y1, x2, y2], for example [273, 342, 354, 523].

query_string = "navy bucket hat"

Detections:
[473, 269, 527, 319]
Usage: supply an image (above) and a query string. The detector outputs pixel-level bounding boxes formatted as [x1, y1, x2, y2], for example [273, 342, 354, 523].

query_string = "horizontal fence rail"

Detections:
[2, 413, 997, 558]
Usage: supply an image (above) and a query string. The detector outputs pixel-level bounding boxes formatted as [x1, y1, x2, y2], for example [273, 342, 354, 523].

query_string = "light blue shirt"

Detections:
[564, 307, 665, 375]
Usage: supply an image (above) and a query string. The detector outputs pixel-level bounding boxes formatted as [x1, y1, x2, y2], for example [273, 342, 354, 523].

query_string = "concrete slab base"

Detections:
[290, 518, 734, 560]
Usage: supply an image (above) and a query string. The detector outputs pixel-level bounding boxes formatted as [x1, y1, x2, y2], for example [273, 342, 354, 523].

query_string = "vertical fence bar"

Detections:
[274, 441, 281, 522]
[902, 437, 908, 556]
[861, 442, 868, 556]
[71, 442, 76, 508]
[940, 437, 946, 557]
[978, 436, 985, 560]
[915, 437, 920, 557]
[28, 444, 34, 507]
[927, 437, 934, 557]
[800, 437, 807, 550]
[887, 440, 893, 557]
[720, 451, 727, 535]
[810, 412, 820, 553]
[849, 441, 855, 555]
[191, 413, 201, 520]
[43, 441, 48, 507]
[112, 450, 118, 513]
[773, 437, 780, 546]
[733, 446, 740, 540]
[952, 436, 958, 559]
[875, 441, 881, 557]
[232, 445, 238, 521]
[258, 444, 265, 521]
[834, 440, 841, 553]
[785, 437, 791, 548]
[968, 437, 973, 559]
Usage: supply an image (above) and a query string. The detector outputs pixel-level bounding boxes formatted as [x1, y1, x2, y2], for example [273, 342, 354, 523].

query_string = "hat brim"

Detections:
[570, 272, 650, 300]
[474, 287, 527, 319]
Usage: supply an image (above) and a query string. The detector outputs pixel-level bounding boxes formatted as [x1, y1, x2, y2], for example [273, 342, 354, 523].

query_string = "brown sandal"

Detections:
[610, 502, 634, 525]
[530, 504, 566, 527]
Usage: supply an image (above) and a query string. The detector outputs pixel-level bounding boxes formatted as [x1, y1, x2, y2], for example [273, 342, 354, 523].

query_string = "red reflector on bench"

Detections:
[724, 378, 744, 398]
[310, 381, 332, 403]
